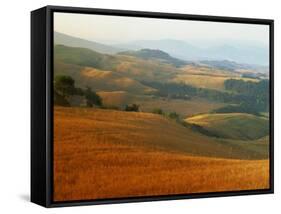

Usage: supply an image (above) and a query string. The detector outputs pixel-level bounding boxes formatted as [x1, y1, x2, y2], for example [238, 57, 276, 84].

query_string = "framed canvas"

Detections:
[31, 5, 274, 207]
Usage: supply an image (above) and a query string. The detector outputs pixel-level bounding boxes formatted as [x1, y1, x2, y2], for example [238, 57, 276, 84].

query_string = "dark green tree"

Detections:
[167, 112, 180, 121]
[124, 104, 139, 112]
[84, 87, 102, 107]
[54, 75, 76, 98]
[53, 90, 70, 106]
[152, 108, 164, 115]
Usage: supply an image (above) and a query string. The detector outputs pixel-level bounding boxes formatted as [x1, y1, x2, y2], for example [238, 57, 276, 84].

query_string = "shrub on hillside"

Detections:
[54, 75, 102, 108]
[84, 87, 102, 107]
[152, 108, 164, 115]
[54, 89, 70, 106]
[167, 112, 180, 121]
[54, 75, 76, 98]
[124, 104, 139, 112]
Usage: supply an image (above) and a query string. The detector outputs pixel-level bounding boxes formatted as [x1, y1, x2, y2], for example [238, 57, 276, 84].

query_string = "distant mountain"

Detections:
[116, 39, 201, 62]
[205, 44, 269, 66]
[117, 39, 269, 66]
[54, 31, 124, 54]
[117, 49, 187, 67]
[54, 32, 268, 66]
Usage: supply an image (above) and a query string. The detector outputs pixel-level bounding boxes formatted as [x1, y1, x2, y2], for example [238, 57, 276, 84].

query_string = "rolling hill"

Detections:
[54, 45, 263, 92]
[54, 58, 156, 95]
[54, 45, 180, 89]
[52, 33, 270, 202]
[55, 107, 268, 159]
[81, 68, 156, 94]
[54, 107, 269, 201]
[96, 91, 225, 117]
[172, 73, 259, 91]
[54, 44, 119, 70]
[185, 113, 269, 140]
[96, 91, 135, 109]
[54, 31, 124, 54]
[117, 49, 187, 67]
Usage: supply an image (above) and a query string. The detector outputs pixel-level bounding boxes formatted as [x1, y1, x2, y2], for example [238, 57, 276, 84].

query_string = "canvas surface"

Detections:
[52, 12, 271, 202]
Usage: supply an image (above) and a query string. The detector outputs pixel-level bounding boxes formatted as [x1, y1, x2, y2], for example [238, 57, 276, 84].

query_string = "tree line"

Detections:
[54, 75, 142, 112]
[142, 79, 269, 115]
[54, 75, 102, 107]
[222, 79, 269, 114]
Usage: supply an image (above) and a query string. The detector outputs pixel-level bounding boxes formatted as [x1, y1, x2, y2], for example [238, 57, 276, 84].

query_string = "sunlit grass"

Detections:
[54, 107, 269, 201]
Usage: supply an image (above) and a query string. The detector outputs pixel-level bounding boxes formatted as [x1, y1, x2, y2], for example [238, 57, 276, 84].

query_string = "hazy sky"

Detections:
[54, 12, 269, 46]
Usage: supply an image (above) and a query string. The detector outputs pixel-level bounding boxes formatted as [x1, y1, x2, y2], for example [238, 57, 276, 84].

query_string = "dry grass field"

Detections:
[97, 91, 135, 108]
[173, 74, 231, 90]
[172, 74, 259, 90]
[81, 67, 156, 94]
[97, 91, 225, 117]
[179, 65, 234, 76]
[54, 107, 269, 201]
[172, 65, 259, 90]
[137, 97, 225, 118]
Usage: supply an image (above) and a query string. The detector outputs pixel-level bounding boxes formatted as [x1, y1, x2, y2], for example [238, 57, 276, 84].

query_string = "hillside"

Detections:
[54, 107, 269, 201]
[81, 68, 156, 94]
[172, 73, 259, 90]
[54, 45, 262, 93]
[172, 64, 259, 90]
[54, 44, 118, 70]
[54, 31, 123, 54]
[55, 107, 268, 159]
[97, 91, 135, 109]
[185, 113, 269, 140]
[54, 44, 178, 83]
[97, 91, 225, 117]
[53, 45, 266, 114]
[117, 49, 187, 67]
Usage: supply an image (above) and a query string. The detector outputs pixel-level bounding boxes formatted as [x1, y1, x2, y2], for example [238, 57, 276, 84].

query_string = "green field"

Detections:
[185, 113, 269, 140]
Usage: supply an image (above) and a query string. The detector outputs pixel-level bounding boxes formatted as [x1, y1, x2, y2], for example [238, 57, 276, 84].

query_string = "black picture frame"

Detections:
[31, 5, 274, 208]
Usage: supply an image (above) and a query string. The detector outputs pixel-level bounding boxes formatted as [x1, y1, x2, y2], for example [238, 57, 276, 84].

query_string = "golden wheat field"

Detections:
[53, 107, 269, 201]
